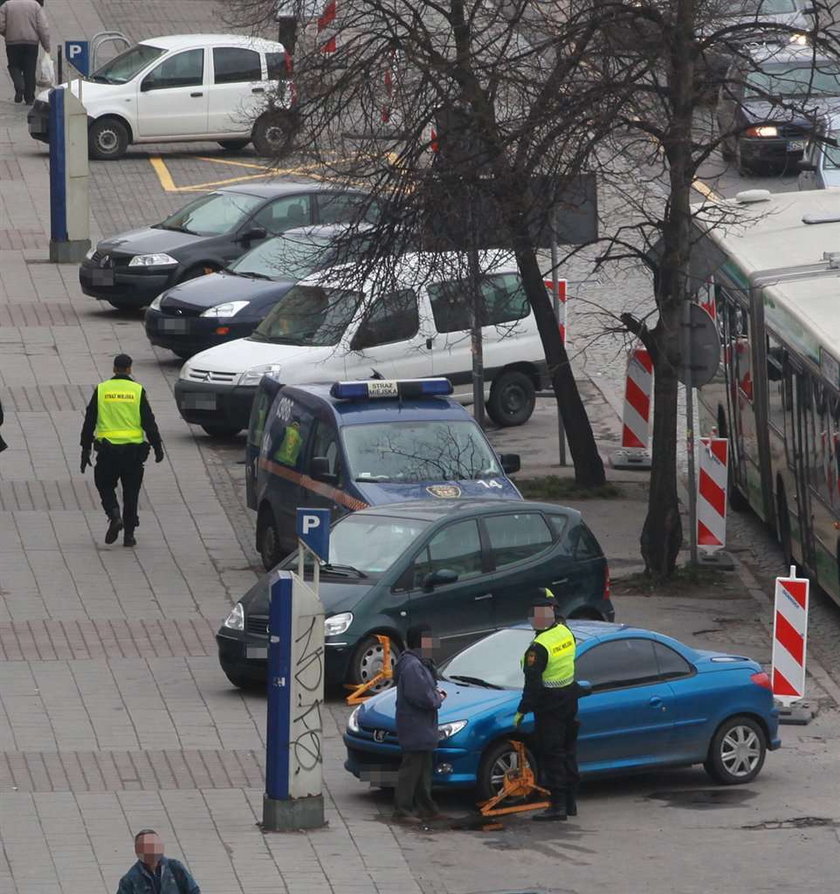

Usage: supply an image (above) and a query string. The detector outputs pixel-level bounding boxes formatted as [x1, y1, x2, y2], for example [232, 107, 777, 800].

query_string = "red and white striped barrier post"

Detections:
[771, 567, 810, 709]
[697, 437, 728, 553]
[543, 278, 567, 345]
[611, 347, 653, 469]
[317, 0, 338, 53]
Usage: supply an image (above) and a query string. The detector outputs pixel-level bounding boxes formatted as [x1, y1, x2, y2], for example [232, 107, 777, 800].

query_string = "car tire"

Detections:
[252, 110, 296, 158]
[703, 715, 767, 785]
[218, 139, 250, 151]
[88, 117, 130, 160]
[201, 423, 242, 438]
[350, 634, 401, 693]
[221, 665, 262, 691]
[486, 370, 536, 427]
[258, 507, 283, 570]
[720, 134, 734, 161]
[476, 739, 539, 803]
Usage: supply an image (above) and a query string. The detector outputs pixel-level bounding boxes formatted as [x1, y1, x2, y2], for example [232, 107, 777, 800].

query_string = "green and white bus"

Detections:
[690, 188, 840, 604]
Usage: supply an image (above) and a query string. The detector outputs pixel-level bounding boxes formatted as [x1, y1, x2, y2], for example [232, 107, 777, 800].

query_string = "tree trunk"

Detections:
[513, 243, 606, 488]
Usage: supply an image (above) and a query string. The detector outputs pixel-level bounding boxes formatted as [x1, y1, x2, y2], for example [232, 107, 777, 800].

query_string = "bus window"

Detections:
[767, 334, 787, 435]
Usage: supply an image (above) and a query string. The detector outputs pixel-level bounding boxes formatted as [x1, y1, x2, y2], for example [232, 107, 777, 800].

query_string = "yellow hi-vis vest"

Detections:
[532, 623, 575, 688]
[94, 378, 145, 444]
[275, 422, 302, 466]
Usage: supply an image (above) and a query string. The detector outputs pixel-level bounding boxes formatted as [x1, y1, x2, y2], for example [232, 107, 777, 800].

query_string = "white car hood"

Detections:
[36, 79, 128, 105]
[180, 338, 341, 380]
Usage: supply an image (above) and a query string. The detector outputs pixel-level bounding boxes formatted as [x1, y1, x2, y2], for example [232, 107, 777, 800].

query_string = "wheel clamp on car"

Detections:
[696, 437, 734, 569]
[611, 346, 653, 470]
[345, 634, 392, 705]
[477, 740, 550, 818]
[771, 566, 815, 724]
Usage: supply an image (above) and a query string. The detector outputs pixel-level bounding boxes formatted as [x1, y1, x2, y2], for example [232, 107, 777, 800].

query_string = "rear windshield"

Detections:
[745, 63, 840, 98]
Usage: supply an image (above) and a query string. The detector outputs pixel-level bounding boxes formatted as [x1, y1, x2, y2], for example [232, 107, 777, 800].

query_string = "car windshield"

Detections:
[745, 63, 840, 98]
[343, 421, 503, 482]
[252, 284, 361, 345]
[89, 43, 165, 84]
[231, 233, 333, 280]
[285, 514, 431, 575]
[441, 628, 535, 689]
[156, 192, 264, 237]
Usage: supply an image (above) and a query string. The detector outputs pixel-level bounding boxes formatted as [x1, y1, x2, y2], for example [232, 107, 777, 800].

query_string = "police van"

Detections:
[246, 376, 522, 568]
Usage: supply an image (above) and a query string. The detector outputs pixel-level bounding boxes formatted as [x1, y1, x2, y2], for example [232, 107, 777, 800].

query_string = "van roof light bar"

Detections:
[330, 378, 453, 400]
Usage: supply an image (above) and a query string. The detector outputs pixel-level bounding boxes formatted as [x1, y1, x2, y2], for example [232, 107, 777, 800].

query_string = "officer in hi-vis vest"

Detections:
[80, 354, 164, 547]
[514, 591, 581, 822]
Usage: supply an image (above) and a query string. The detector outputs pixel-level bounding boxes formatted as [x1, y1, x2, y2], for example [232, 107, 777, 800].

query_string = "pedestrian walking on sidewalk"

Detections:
[117, 829, 201, 894]
[0, 0, 50, 104]
[514, 592, 581, 822]
[392, 624, 447, 823]
[0, 396, 7, 453]
[80, 354, 164, 547]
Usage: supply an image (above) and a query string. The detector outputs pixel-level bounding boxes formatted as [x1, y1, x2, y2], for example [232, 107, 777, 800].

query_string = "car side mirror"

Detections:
[796, 160, 817, 173]
[240, 226, 267, 244]
[423, 568, 459, 591]
[577, 679, 593, 697]
[500, 453, 520, 474]
[310, 456, 337, 485]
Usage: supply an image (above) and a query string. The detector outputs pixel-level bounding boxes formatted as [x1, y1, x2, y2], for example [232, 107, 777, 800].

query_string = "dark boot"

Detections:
[532, 797, 567, 822]
[8, 67, 24, 103]
[123, 529, 136, 548]
[105, 509, 123, 544]
[565, 786, 578, 818]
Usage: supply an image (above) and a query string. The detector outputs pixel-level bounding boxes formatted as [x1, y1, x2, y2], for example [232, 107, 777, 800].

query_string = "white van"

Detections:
[174, 251, 549, 436]
[27, 34, 291, 160]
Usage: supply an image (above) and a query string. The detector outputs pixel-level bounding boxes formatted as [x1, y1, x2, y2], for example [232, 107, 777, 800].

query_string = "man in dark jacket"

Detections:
[393, 624, 446, 823]
[117, 829, 200, 894]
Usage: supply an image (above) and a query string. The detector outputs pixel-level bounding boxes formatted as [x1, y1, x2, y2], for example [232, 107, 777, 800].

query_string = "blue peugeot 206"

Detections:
[246, 377, 523, 569]
[344, 622, 781, 799]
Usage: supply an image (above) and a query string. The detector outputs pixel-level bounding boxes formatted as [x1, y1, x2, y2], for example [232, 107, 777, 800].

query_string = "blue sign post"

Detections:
[265, 572, 293, 802]
[64, 40, 90, 76]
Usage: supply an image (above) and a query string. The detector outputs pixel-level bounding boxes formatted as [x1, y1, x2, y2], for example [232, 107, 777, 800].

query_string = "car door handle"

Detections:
[252, 87, 265, 94]
[425, 337, 434, 350]
[555, 578, 569, 585]
[474, 593, 493, 601]
[190, 91, 204, 97]
[649, 696, 664, 708]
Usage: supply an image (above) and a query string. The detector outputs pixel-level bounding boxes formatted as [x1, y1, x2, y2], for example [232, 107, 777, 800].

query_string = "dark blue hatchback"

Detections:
[344, 622, 781, 799]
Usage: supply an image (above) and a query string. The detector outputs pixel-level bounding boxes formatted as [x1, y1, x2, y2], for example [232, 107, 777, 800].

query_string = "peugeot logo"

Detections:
[373, 729, 387, 743]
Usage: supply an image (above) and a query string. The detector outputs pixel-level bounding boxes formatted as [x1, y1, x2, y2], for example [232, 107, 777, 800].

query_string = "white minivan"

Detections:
[174, 251, 549, 437]
[28, 34, 291, 160]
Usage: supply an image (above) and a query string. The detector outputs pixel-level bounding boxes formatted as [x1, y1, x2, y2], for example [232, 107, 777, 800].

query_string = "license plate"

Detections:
[182, 393, 217, 410]
[246, 645, 267, 659]
[161, 318, 188, 332]
[91, 269, 115, 286]
[787, 140, 806, 152]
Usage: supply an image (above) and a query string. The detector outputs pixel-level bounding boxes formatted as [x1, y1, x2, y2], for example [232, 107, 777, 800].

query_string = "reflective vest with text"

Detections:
[95, 378, 144, 444]
[532, 623, 576, 688]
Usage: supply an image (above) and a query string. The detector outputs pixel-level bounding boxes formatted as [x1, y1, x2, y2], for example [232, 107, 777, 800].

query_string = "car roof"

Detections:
[508, 620, 681, 646]
[217, 181, 368, 199]
[349, 499, 581, 524]
[140, 34, 285, 52]
[746, 44, 833, 66]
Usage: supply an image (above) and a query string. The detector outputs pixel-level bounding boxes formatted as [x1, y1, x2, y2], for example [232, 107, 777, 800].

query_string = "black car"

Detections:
[79, 182, 379, 309]
[717, 47, 840, 173]
[216, 499, 613, 690]
[143, 223, 373, 358]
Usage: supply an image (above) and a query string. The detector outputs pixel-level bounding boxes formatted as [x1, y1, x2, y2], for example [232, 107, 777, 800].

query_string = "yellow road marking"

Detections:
[692, 178, 722, 202]
[149, 156, 178, 192]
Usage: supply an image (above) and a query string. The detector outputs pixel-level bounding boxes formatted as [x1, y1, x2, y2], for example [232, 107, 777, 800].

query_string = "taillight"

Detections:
[751, 671, 772, 690]
[430, 127, 439, 153]
[604, 564, 611, 599]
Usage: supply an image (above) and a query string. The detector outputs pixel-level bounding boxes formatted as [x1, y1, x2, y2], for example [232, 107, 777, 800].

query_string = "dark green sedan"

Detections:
[216, 499, 613, 690]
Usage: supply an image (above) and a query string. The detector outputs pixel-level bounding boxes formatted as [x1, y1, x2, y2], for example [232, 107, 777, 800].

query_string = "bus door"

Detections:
[787, 369, 816, 568]
[718, 296, 750, 495]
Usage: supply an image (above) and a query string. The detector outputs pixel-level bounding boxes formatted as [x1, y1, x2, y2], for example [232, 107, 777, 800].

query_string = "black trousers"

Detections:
[394, 750, 437, 818]
[6, 44, 38, 103]
[534, 688, 580, 803]
[93, 443, 147, 531]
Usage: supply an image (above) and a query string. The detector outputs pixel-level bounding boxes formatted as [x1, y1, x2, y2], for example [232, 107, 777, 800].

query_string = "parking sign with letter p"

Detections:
[296, 508, 330, 562]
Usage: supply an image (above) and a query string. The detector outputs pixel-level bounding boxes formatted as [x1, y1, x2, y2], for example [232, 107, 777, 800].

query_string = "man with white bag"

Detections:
[0, 0, 50, 104]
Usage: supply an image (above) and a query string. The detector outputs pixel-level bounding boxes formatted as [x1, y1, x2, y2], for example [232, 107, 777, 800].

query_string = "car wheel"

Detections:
[221, 665, 262, 691]
[486, 370, 536, 427]
[258, 507, 283, 570]
[703, 715, 766, 785]
[735, 141, 752, 176]
[252, 111, 297, 158]
[720, 133, 734, 161]
[350, 635, 400, 692]
[88, 117, 130, 160]
[201, 423, 242, 438]
[218, 139, 250, 151]
[476, 739, 539, 803]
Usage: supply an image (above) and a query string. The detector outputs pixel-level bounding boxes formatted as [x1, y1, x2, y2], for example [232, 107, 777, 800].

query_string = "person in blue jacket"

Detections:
[116, 829, 200, 894]
[392, 624, 446, 823]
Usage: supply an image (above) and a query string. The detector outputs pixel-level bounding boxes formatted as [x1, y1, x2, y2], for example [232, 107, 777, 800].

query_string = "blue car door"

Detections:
[575, 637, 675, 771]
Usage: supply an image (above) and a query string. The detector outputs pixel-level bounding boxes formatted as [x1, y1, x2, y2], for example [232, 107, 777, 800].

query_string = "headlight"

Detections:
[790, 32, 808, 45]
[324, 612, 353, 636]
[238, 363, 282, 387]
[85, 247, 97, 260]
[745, 125, 778, 138]
[201, 301, 250, 318]
[347, 706, 361, 733]
[149, 294, 164, 311]
[438, 720, 467, 741]
[128, 253, 178, 267]
[222, 603, 244, 631]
